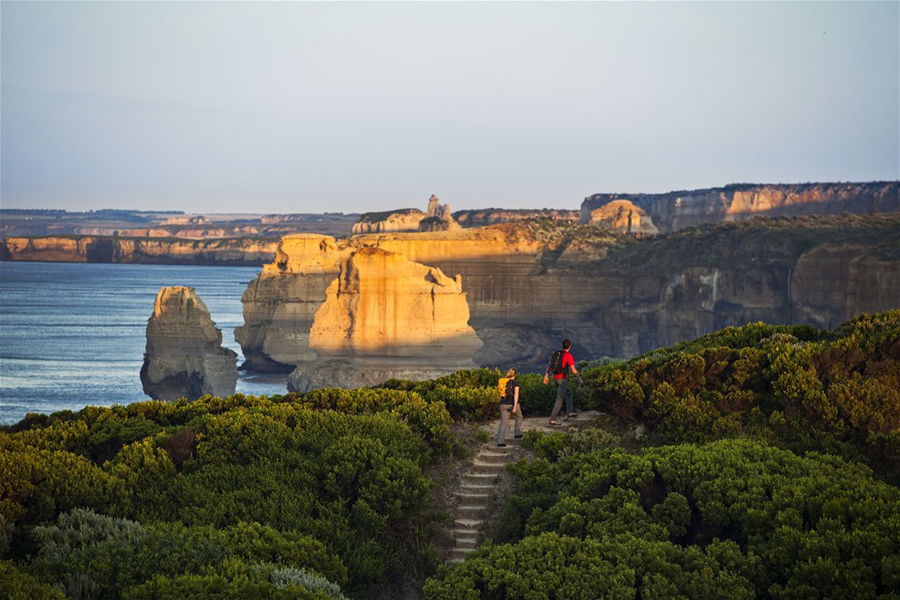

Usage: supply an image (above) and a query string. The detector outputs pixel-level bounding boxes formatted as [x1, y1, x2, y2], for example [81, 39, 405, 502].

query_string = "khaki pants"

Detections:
[498, 404, 523, 444]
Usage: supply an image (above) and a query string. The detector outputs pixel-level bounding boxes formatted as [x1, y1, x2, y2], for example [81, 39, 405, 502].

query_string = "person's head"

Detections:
[506, 368, 517, 379]
[562, 339, 571, 350]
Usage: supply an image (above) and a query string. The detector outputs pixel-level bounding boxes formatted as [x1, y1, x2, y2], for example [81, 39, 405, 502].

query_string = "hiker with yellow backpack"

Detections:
[496, 368, 523, 447]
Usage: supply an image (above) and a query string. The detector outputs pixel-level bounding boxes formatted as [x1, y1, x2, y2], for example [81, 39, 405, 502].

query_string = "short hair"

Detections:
[506, 368, 517, 378]
[562, 339, 571, 350]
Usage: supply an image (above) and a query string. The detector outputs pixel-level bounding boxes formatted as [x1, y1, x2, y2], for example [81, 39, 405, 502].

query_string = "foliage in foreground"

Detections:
[0, 390, 453, 595]
[425, 437, 900, 599]
[584, 311, 900, 477]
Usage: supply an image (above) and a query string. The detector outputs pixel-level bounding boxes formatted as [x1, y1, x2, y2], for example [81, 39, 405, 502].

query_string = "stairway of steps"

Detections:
[447, 435, 521, 564]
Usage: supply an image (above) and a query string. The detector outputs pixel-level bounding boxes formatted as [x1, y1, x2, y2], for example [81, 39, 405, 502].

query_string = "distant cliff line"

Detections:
[582, 181, 899, 233]
[0, 235, 279, 265]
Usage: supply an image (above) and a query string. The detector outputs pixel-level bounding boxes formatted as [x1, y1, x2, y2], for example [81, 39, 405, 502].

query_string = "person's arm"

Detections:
[567, 353, 578, 375]
[513, 385, 520, 414]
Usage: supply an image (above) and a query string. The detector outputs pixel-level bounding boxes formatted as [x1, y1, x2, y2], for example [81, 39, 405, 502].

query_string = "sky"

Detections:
[1, 1, 898, 214]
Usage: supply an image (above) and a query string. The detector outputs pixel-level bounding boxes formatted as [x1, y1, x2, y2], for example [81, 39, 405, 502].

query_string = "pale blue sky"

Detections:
[2, 1, 898, 213]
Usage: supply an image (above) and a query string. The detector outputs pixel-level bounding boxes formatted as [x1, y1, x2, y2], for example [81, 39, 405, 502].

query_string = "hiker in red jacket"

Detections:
[544, 339, 579, 425]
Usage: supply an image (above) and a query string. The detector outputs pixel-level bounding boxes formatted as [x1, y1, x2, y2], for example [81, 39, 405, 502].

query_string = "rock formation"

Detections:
[587, 200, 659, 236]
[141, 287, 238, 400]
[351, 209, 425, 234]
[1, 236, 279, 265]
[582, 182, 899, 233]
[235, 235, 345, 372]
[287, 247, 482, 391]
[453, 209, 580, 228]
[419, 195, 461, 232]
[426, 195, 442, 218]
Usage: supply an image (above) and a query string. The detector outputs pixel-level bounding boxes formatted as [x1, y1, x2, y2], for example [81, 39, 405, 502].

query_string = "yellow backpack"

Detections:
[497, 377, 510, 399]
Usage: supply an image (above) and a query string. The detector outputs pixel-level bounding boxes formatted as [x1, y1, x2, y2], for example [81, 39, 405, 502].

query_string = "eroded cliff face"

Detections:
[287, 247, 482, 391]
[454, 209, 580, 228]
[235, 228, 547, 371]
[351, 209, 425, 234]
[141, 287, 238, 400]
[1, 236, 278, 265]
[237, 215, 900, 371]
[588, 200, 659, 235]
[235, 235, 346, 372]
[582, 182, 900, 233]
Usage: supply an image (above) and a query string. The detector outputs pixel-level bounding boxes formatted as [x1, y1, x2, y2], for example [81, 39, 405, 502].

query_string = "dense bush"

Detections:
[585, 311, 900, 476]
[0, 392, 452, 593]
[0, 447, 124, 535]
[0, 560, 65, 600]
[379, 368, 503, 420]
[289, 387, 453, 453]
[454, 437, 900, 599]
[424, 532, 758, 600]
[380, 368, 593, 420]
[24, 509, 347, 600]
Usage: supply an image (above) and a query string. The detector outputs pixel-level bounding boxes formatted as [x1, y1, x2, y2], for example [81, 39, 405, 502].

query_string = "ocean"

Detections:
[0, 261, 288, 425]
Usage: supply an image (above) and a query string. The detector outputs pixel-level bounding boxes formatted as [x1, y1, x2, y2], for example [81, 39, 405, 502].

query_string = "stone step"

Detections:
[476, 451, 509, 464]
[453, 490, 492, 500]
[463, 472, 499, 481]
[453, 518, 483, 528]
[471, 464, 505, 477]
[456, 504, 490, 518]
[459, 482, 494, 490]
[491, 435, 523, 445]
[449, 528, 480, 537]
[454, 537, 478, 549]
[461, 477, 498, 488]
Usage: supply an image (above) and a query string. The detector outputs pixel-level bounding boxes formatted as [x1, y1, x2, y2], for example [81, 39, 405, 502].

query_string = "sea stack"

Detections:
[141, 286, 238, 400]
[288, 247, 482, 392]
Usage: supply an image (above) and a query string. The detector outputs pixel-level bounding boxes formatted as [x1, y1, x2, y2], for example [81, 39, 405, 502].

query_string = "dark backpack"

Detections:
[549, 350, 565, 376]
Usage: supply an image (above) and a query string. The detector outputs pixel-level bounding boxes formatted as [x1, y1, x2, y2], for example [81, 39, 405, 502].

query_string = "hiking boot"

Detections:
[513, 433, 523, 438]
[497, 442, 507, 447]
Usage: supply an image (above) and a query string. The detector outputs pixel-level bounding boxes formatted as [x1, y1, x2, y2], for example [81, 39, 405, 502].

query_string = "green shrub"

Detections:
[424, 532, 756, 600]
[0, 447, 124, 533]
[27, 511, 347, 600]
[0, 560, 65, 600]
[585, 311, 900, 476]
[486, 438, 899, 598]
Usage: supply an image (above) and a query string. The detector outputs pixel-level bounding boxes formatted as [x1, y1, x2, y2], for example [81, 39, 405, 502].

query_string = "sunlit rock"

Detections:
[141, 286, 237, 400]
[287, 247, 482, 391]
[588, 199, 659, 235]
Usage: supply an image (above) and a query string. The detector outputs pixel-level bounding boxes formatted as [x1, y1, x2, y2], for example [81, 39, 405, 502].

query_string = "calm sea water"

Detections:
[0, 261, 287, 425]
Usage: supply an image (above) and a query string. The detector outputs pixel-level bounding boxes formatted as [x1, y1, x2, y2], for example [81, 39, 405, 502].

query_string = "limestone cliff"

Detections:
[237, 215, 900, 371]
[1, 236, 278, 265]
[140, 287, 238, 400]
[454, 209, 580, 228]
[587, 200, 659, 236]
[235, 235, 344, 372]
[351, 209, 425, 234]
[582, 181, 899, 233]
[287, 247, 482, 391]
